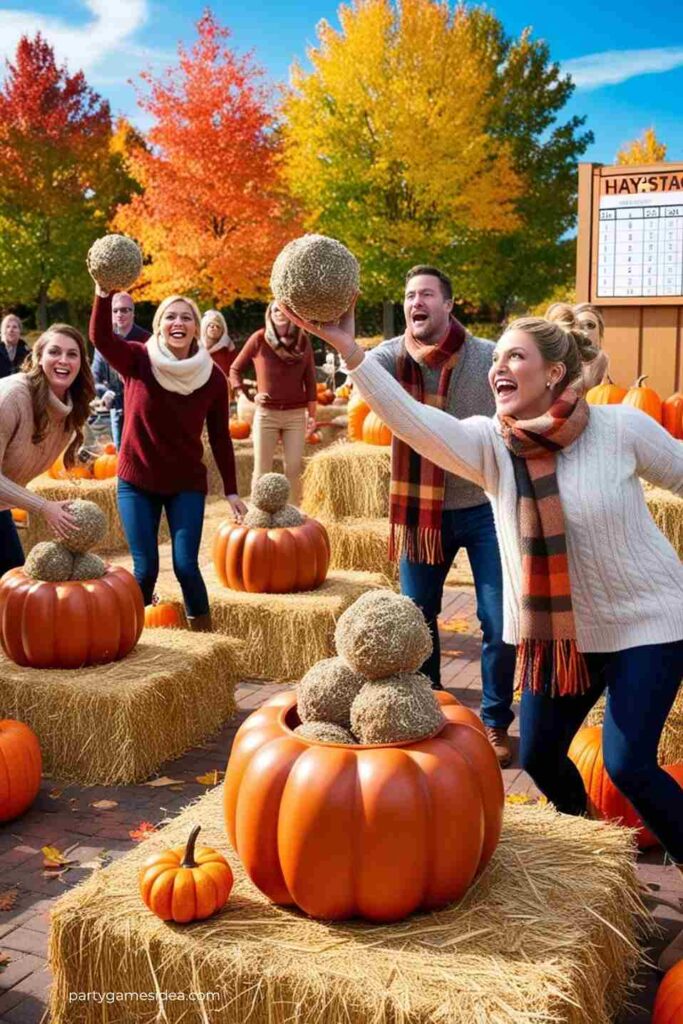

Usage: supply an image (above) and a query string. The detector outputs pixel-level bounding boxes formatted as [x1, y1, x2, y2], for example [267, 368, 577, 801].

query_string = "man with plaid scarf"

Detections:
[365, 265, 516, 766]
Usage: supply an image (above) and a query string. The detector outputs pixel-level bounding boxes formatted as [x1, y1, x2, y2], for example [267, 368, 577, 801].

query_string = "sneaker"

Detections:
[485, 726, 512, 768]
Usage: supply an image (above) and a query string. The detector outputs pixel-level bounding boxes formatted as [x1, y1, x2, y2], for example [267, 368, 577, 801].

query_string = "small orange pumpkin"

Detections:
[229, 419, 251, 440]
[144, 602, 183, 629]
[93, 453, 118, 479]
[362, 410, 392, 446]
[347, 392, 370, 441]
[139, 825, 233, 923]
[213, 517, 330, 594]
[653, 960, 683, 1024]
[306, 429, 323, 444]
[317, 389, 335, 406]
[0, 720, 42, 823]
[662, 392, 683, 439]
[622, 375, 662, 422]
[10, 508, 27, 525]
[48, 453, 93, 480]
[103, 442, 117, 455]
[586, 377, 627, 405]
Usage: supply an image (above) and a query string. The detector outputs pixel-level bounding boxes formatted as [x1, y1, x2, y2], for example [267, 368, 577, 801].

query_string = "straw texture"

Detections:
[156, 568, 390, 682]
[643, 484, 682, 559]
[0, 632, 242, 785]
[302, 442, 391, 520]
[49, 786, 648, 1024]
[587, 684, 682, 765]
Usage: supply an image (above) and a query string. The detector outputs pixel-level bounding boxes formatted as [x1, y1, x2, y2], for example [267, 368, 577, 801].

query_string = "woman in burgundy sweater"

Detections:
[229, 301, 317, 505]
[90, 287, 247, 631]
[200, 310, 236, 382]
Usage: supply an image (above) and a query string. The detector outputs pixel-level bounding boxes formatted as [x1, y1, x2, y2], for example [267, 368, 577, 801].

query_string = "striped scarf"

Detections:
[499, 387, 591, 698]
[389, 318, 466, 564]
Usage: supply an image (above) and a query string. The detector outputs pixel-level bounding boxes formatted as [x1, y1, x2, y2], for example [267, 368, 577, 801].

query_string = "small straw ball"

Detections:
[24, 541, 74, 582]
[335, 590, 432, 680]
[251, 473, 290, 513]
[350, 673, 445, 745]
[70, 552, 107, 580]
[293, 721, 357, 745]
[243, 507, 273, 529]
[63, 500, 107, 553]
[270, 234, 360, 323]
[86, 234, 142, 292]
[298, 655, 367, 727]
[271, 504, 304, 528]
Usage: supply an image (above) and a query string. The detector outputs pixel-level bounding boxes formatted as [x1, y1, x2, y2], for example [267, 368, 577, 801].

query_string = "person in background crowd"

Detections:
[0, 314, 30, 378]
[200, 310, 236, 384]
[89, 281, 246, 632]
[91, 292, 151, 450]
[229, 301, 317, 506]
[546, 302, 608, 389]
[0, 324, 95, 573]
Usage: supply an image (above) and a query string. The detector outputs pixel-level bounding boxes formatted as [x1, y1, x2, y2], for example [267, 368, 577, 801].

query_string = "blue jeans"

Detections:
[0, 510, 24, 576]
[399, 503, 516, 728]
[110, 408, 124, 450]
[117, 480, 209, 617]
[520, 640, 683, 862]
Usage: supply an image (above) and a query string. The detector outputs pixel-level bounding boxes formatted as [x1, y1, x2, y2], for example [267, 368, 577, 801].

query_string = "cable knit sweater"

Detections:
[0, 374, 73, 513]
[351, 356, 683, 652]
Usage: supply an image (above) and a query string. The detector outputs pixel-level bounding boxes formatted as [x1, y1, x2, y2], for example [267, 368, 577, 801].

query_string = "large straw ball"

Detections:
[293, 721, 357, 744]
[251, 473, 290, 513]
[87, 234, 142, 292]
[350, 673, 444, 744]
[335, 590, 432, 679]
[71, 552, 107, 580]
[272, 504, 304, 528]
[270, 234, 360, 322]
[243, 507, 273, 529]
[63, 500, 107, 553]
[297, 656, 367, 727]
[24, 541, 74, 582]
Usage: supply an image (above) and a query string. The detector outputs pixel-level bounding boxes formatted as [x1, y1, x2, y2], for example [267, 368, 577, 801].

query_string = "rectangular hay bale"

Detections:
[302, 441, 391, 520]
[0, 632, 242, 786]
[49, 787, 647, 1024]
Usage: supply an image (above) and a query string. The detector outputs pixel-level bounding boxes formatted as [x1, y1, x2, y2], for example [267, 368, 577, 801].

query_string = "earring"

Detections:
[546, 381, 552, 389]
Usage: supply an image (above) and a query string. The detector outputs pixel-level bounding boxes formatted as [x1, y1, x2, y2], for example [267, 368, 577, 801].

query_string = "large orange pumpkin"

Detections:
[662, 392, 683, 439]
[362, 410, 392, 446]
[93, 453, 118, 479]
[223, 690, 504, 922]
[48, 453, 93, 480]
[654, 960, 683, 1024]
[139, 825, 234, 923]
[347, 393, 370, 441]
[586, 377, 627, 405]
[213, 518, 330, 594]
[144, 602, 183, 629]
[0, 720, 42, 823]
[568, 726, 683, 848]
[622, 375, 662, 422]
[229, 419, 251, 440]
[0, 566, 144, 669]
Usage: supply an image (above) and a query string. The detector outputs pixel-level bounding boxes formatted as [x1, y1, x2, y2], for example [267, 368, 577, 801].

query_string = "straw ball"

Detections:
[87, 234, 142, 292]
[270, 234, 360, 322]
[293, 721, 357, 744]
[271, 505, 304, 528]
[251, 473, 290, 513]
[350, 673, 444, 744]
[243, 507, 273, 529]
[24, 541, 74, 582]
[70, 552, 107, 580]
[335, 590, 432, 679]
[297, 655, 367, 727]
[62, 500, 107, 553]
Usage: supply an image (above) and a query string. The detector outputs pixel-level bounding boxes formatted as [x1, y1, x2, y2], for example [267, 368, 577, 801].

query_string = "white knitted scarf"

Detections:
[145, 335, 213, 395]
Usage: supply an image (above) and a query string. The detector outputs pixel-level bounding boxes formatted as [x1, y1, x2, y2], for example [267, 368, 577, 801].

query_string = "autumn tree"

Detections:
[282, 0, 592, 321]
[0, 35, 136, 326]
[616, 128, 667, 166]
[115, 11, 297, 305]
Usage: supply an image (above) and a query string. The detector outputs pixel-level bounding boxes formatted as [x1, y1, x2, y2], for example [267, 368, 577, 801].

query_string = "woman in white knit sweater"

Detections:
[286, 302, 683, 965]
[0, 324, 95, 574]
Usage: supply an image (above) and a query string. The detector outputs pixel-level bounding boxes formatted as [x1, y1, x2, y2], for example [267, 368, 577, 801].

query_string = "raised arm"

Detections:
[89, 292, 140, 379]
[624, 405, 683, 496]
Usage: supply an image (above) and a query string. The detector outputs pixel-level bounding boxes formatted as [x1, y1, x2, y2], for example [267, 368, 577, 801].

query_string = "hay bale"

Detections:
[49, 787, 648, 1024]
[302, 442, 391, 521]
[586, 684, 683, 765]
[203, 438, 285, 498]
[0, 632, 242, 786]
[156, 568, 390, 682]
[644, 484, 683, 558]
[22, 476, 169, 555]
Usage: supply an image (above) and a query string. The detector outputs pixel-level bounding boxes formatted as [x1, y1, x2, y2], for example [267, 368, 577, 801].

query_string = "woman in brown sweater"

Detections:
[229, 302, 317, 505]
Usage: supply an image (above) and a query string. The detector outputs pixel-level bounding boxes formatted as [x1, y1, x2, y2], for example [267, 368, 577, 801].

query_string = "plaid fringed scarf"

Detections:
[389, 318, 466, 565]
[499, 387, 591, 698]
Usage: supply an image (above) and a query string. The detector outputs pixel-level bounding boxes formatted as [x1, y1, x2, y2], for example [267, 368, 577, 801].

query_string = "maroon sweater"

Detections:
[90, 295, 237, 496]
[229, 329, 317, 410]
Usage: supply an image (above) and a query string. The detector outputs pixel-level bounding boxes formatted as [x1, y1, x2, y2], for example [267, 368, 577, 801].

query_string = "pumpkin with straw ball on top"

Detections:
[86, 234, 142, 292]
[270, 234, 360, 322]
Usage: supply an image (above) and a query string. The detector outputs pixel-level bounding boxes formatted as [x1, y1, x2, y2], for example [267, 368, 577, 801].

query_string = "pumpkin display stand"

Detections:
[0, 632, 242, 785]
[587, 683, 683, 765]
[156, 567, 388, 682]
[302, 441, 391, 520]
[49, 787, 647, 1024]
[203, 433, 343, 498]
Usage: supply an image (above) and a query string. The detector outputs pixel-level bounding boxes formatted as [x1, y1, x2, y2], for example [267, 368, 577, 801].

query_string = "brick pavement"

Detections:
[0, 585, 680, 1023]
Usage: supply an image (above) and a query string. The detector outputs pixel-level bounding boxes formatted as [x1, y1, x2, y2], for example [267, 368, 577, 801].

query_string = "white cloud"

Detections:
[562, 47, 683, 90]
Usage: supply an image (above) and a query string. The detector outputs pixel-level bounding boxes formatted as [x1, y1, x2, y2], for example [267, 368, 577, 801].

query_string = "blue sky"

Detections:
[1, 0, 682, 164]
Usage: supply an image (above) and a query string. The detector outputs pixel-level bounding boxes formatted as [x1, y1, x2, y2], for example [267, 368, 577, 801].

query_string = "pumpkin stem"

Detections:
[634, 374, 649, 388]
[181, 825, 201, 868]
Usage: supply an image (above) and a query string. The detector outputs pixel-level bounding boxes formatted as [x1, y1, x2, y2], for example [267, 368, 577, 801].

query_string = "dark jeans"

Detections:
[110, 408, 124, 450]
[0, 509, 24, 576]
[520, 639, 683, 862]
[117, 479, 209, 618]
[399, 502, 516, 728]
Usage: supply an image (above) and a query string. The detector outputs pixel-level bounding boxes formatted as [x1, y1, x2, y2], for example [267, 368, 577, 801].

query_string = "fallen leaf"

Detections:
[439, 617, 471, 634]
[506, 793, 533, 804]
[0, 888, 18, 911]
[41, 845, 69, 866]
[48, 788, 62, 800]
[90, 800, 118, 810]
[0, 952, 11, 973]
[440, 649, 464, 658]
[143, 777, 184, 788]
[195, 770, 223, 786]
[129, 822, 158, 842]
[42, 867, 71, 880]
[41, 844, 78, 871]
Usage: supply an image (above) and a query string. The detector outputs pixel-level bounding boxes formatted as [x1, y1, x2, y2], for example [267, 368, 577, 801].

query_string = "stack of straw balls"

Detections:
[243, 473, 304, 528]
[24, 501, 108, 581]
[295, 591, 445, 744]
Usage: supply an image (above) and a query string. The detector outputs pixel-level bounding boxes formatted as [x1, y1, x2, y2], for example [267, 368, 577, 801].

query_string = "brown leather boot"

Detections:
[485, 726, 512, 768]
[187, 611, 213, 633]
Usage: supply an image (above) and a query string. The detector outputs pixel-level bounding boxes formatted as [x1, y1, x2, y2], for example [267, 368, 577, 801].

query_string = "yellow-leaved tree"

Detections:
[616, 128, 667, 166]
